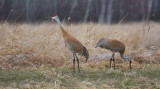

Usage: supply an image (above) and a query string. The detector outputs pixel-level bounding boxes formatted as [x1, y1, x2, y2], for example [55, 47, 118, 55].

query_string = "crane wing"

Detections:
[65, 37, 84, 53]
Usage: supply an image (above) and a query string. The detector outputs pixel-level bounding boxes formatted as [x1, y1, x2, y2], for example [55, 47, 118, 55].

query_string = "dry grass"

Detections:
[0, 22, 160, 88]
[0, 22, 160, 69]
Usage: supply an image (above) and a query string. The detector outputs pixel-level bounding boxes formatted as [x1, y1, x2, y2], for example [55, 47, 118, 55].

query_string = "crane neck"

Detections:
[54, 17, 61, 25]
[120, 53, 130, 61]
[55, 18, 70, 37]
[60, 25, 70, 37]
[56, 19, 61, 25]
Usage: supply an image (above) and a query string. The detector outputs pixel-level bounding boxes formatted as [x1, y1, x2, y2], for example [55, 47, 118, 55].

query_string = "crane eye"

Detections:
[100, 45, 103, 48]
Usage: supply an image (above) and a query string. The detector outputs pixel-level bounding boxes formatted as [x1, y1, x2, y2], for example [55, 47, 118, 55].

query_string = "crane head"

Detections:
[124, 56, 132, 70]
[83, 47, 89, 62]
[51, 14, 59, 21]
[95, 38, 105, 48]
[126, 56, 132, 70]
[51, 14, 61, 24]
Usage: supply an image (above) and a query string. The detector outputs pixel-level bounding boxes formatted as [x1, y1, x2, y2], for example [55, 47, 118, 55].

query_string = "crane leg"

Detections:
[73, 53, 76, 72]
[113, 58, 115, 69]
[112, 53, 115, 69]
[110, 53, 114, 69]
[109, 57, 112, 68]
[129, 60, 132, 70]
[110, 53, 115, 69]
[75, 55, 80, 73]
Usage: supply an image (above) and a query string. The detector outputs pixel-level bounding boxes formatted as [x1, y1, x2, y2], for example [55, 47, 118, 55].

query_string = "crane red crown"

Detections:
[52, 14, 57, 17]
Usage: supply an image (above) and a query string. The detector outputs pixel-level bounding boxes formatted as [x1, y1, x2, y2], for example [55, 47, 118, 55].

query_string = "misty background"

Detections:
[0, 0, 160, 23]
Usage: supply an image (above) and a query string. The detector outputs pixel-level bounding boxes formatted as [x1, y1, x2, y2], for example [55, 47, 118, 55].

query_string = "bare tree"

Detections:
[83, 0, 92, 23]
[0, 0, 160, 23]
[98, 0, 107, 23]
[106, 0, 113, 24]
[146, 0, 153, 24]
[69, 0, 78, 16]
[0, 0, 5, 9]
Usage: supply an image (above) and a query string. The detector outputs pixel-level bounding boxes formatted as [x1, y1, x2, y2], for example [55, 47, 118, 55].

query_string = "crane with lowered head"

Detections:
[95, 38, 131, 70]
[51, 15, 89, 72]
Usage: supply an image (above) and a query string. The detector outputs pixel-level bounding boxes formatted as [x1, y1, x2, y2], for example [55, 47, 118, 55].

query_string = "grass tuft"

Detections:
[0, 22, 160, 88]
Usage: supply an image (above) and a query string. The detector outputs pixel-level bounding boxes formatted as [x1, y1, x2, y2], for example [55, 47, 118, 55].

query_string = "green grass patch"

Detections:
[0, 70, 44, 83]
[0, 67, 160, 89]
[59, 68, 160, 89]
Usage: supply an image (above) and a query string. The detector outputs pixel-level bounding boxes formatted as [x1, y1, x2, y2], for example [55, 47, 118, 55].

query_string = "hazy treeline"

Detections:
[0, 0, 160, 23]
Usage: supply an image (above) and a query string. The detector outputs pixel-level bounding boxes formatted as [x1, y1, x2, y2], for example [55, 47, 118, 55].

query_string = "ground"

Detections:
[0, 22, 160, 89]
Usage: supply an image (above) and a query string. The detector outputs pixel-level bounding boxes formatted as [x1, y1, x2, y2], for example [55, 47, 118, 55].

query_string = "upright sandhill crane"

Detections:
[51, 15, 89, 72]
[95, 38, 131, 70]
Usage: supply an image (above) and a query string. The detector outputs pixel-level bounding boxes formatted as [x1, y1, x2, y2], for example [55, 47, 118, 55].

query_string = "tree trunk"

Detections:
[98, 0, 107, 23]
[83, 0, 92, 23]
[69, 0, 78, 16]
[106, 0, 113, 24]
[146, 0, 153, 24]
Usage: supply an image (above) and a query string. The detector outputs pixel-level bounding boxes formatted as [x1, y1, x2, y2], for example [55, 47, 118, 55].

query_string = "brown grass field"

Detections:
[0, 22, 160, 89]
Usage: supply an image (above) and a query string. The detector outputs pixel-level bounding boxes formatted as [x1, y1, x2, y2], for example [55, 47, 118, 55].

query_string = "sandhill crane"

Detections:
[95, 38, 131, 70]
[51, 15, 89, 72]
